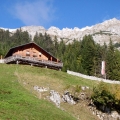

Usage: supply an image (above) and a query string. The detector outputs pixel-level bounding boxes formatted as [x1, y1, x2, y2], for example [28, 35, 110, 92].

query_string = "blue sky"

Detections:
[0, 0, 120, 29]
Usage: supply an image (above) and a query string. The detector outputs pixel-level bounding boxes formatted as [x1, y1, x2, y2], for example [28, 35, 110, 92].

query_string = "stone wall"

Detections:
[67, 70, 120, 84]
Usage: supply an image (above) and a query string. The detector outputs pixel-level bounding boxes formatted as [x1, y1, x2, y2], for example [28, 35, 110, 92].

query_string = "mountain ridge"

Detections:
[1, 18, 120, 45]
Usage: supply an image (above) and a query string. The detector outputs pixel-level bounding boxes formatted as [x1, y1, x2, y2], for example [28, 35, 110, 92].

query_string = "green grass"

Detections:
[0, 64, 99, 120]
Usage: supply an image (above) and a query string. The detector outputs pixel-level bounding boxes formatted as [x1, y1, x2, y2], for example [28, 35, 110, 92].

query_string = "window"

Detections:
[33, 52, 37, 57]
[39, 52, 42, 57]
[26, 51, 30, 56]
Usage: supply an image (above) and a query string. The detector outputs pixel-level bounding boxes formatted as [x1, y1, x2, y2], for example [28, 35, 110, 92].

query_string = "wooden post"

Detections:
[0, 55, 2, 59]
[21, 47, 23, 56]
[16, 60, 19, 64]
[51, 57, 52, 61]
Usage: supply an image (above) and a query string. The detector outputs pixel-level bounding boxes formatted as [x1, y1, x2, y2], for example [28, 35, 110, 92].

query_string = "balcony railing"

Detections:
[4, 55, 63, 68]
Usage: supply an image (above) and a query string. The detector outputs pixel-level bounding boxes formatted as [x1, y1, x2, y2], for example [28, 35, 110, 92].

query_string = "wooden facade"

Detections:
[4, 42, 63, 70]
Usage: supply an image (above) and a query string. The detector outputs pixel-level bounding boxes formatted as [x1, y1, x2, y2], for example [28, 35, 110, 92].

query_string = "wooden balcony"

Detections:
[4, 55, 63, 69]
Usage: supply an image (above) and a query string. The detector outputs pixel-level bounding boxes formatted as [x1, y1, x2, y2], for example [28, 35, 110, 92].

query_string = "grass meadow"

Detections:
[0, 64, 100, 120]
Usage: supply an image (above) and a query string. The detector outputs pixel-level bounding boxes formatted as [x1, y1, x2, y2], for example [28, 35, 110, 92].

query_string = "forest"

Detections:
[0, 28, 120, 81]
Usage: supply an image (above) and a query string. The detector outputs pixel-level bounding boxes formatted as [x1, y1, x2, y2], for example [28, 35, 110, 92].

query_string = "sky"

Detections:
[0, 0, 120, 29]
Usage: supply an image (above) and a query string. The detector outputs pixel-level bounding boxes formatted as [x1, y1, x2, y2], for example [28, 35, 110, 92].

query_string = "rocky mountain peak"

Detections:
[0, 18, 120, 45]
[102, 18, 120, 24]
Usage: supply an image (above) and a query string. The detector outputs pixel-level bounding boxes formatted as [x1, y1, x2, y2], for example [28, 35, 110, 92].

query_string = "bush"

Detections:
[91, 82, 115, 112]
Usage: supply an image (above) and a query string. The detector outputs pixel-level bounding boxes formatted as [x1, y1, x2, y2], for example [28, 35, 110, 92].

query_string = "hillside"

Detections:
[0, 64, 99, 120]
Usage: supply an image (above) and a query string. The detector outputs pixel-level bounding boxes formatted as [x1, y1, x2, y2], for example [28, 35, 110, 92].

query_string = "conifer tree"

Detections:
[80, 35, 96, 75]
[106, 40, 115, 79]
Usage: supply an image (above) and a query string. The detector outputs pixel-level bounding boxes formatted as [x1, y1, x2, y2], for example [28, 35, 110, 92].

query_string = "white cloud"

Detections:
[11, 0, 55, 27]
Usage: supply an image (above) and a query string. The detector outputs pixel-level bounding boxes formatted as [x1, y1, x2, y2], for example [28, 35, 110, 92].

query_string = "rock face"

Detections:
[62, 91, 76, 105]
[1, 18, 120, 45]
[49, 90, 61, 108]
[89, 103, 120, 120]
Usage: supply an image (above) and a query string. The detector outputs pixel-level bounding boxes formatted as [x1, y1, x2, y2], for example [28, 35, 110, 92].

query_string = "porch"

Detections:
[4, 55, 63, 70]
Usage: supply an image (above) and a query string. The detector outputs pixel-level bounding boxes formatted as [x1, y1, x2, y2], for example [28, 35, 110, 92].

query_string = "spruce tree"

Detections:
[80, 35, 96, 75]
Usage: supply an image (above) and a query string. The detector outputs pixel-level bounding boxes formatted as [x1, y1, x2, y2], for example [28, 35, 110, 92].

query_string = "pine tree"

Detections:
[80, 35, 96, 75]
[106, 40, 116, 79]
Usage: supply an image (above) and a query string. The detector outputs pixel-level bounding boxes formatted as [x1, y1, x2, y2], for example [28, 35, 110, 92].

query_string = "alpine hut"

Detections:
[4, 42, 63, 70]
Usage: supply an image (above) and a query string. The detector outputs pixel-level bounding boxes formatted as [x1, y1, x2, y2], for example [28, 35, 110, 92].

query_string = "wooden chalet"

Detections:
[4, 42, 63, 70]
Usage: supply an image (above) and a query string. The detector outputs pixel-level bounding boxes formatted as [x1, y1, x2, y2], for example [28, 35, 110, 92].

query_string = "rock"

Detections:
[79, 92, 86, 100]
[33, 86, 49, 92]
[81, 86, 89, 91]
[111, 111, 120, 119]
[81, 86, 85, 91]
[88, 102, 120, 120]
[62, 91, 76, 105]
[50, 90, 61, 108]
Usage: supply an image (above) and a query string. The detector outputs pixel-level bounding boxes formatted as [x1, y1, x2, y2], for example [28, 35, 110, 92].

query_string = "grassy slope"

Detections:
[0, 64, 99, 120]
